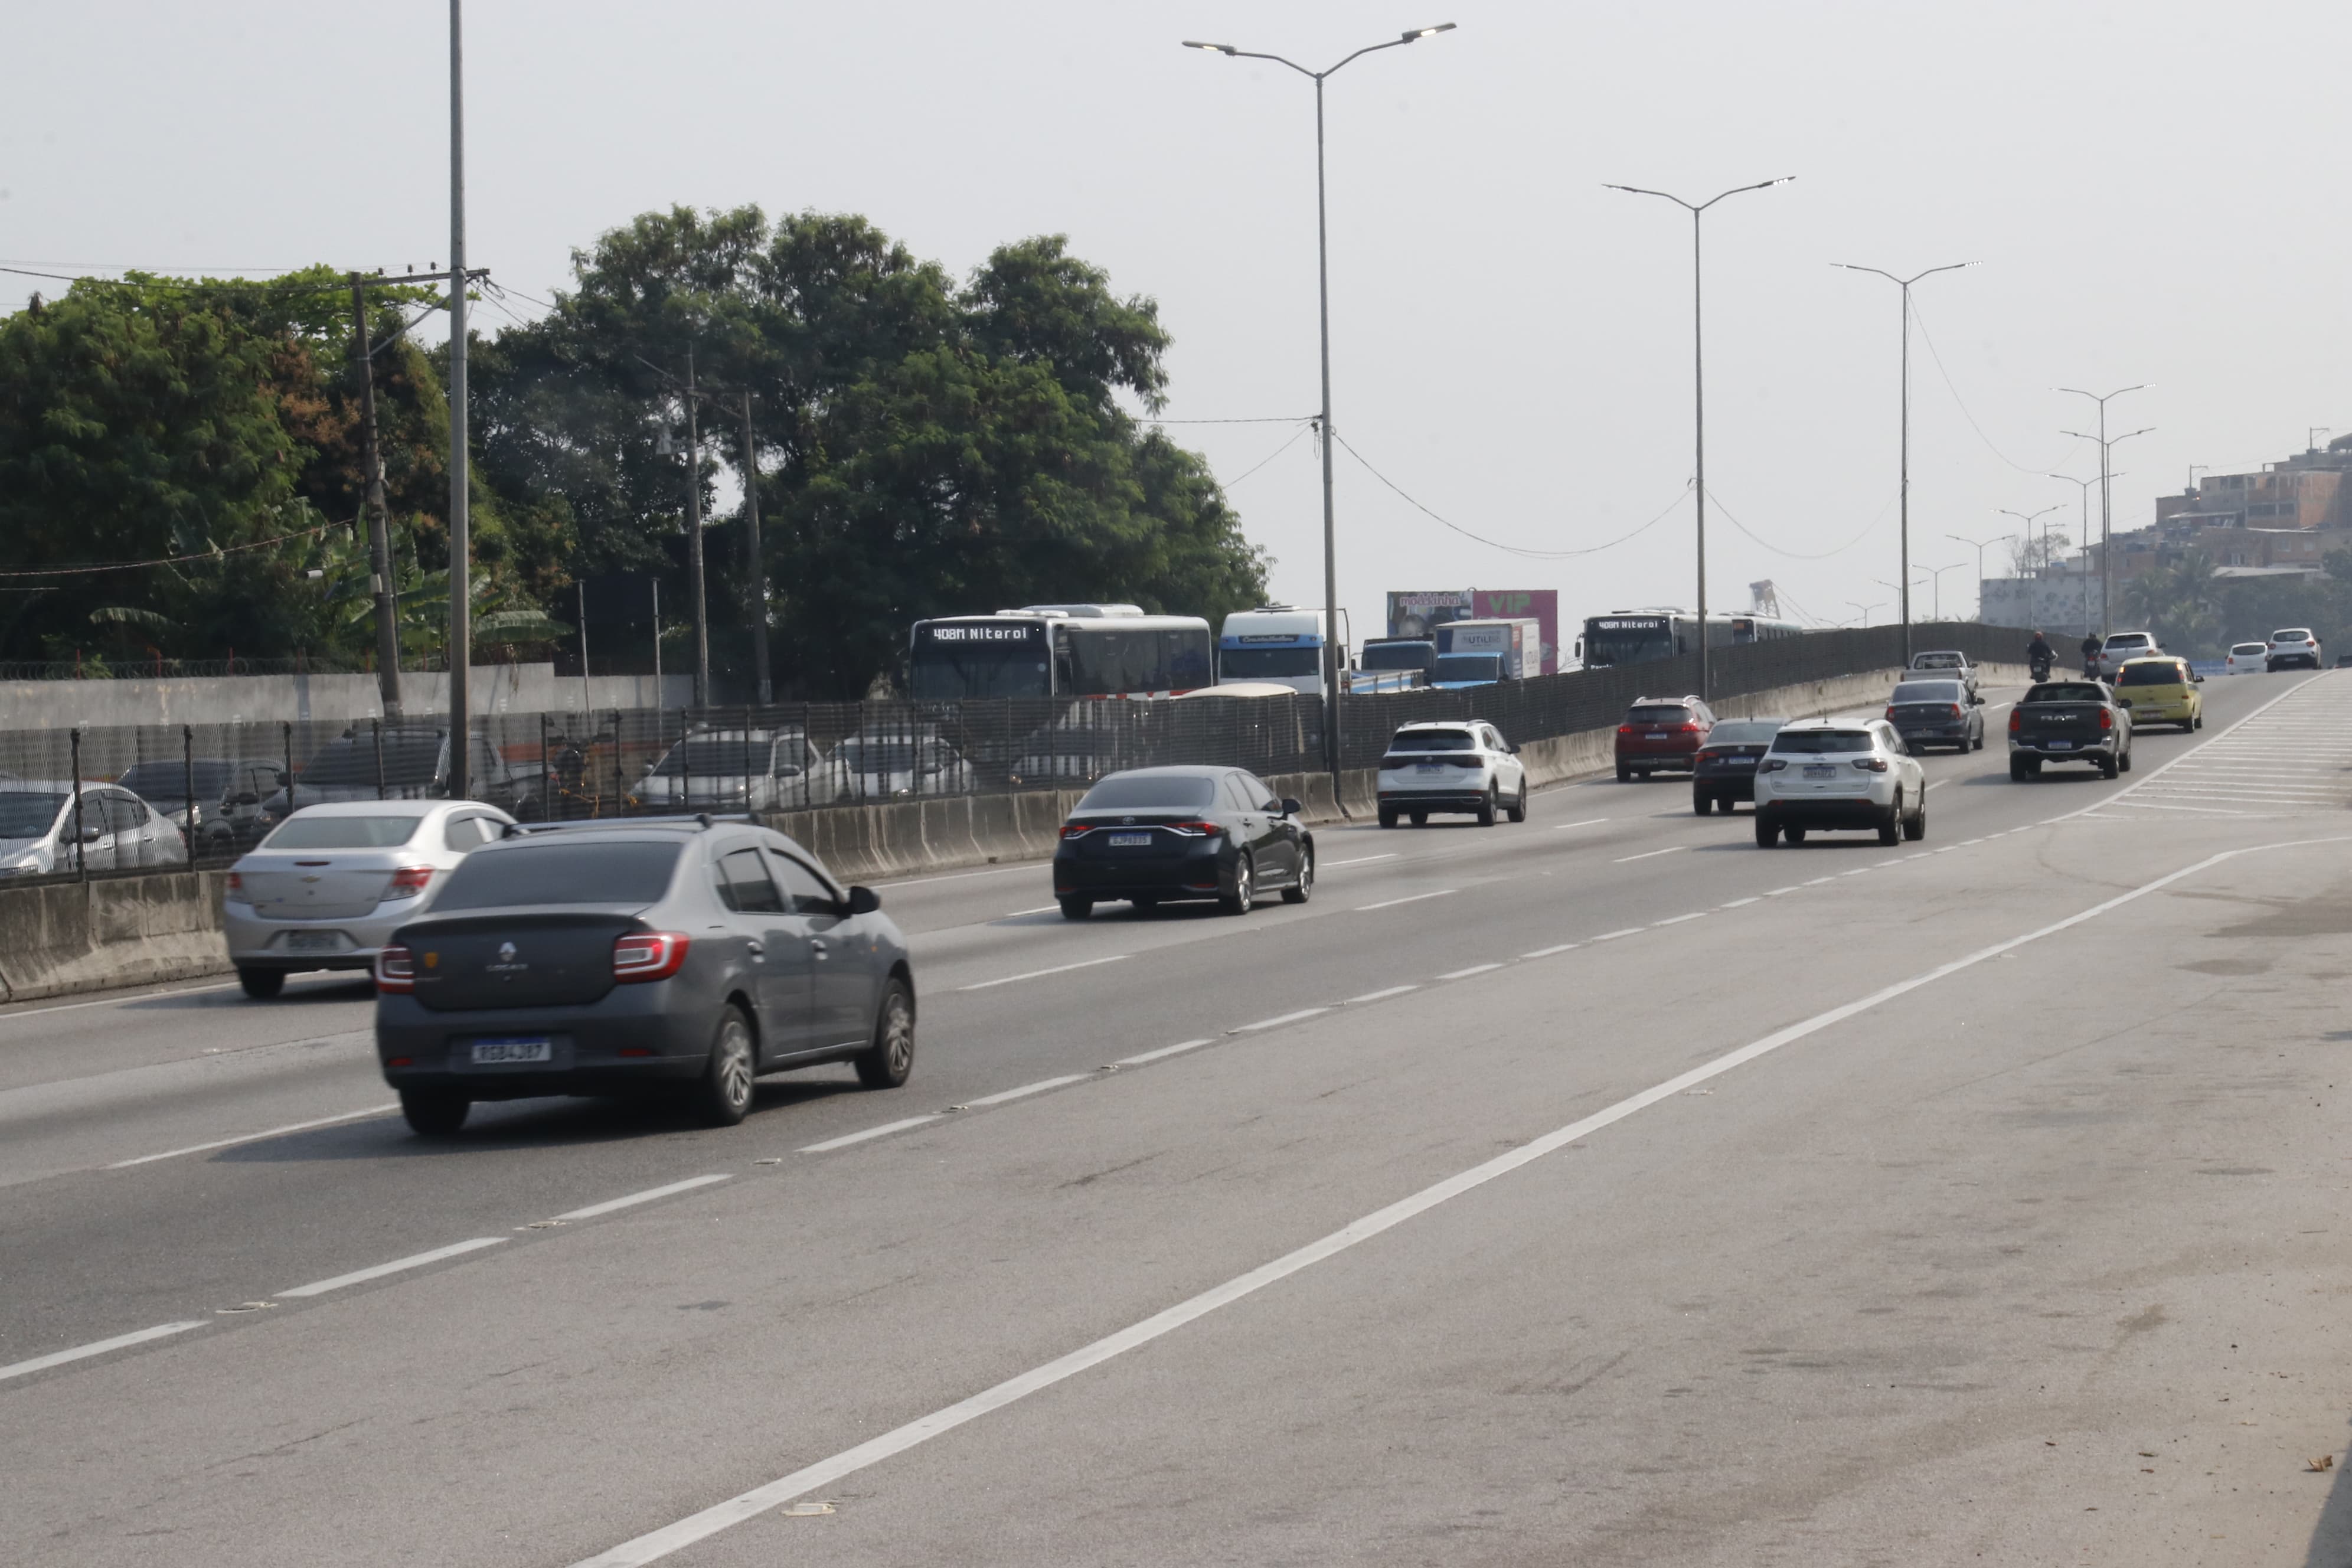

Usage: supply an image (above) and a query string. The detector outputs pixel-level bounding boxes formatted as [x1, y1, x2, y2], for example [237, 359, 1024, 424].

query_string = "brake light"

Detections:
[2009, 709, 2022, 733]
[1617, 725, 1634, 736]
[375, 945, 414, 993]
[1059, 824, 1092, 839]
[384, 865, 433, 899]
[1674, 722, 1701, 734]
[613, 931, 691, 983]
[2098, 708, 2113, 730]
[226, 871, 249, 902]
[1852, 757, 1889, 773]
[1758, 758, 1786, 773]
[1161, 821, 1221, 837]
[1884, 706, 1897, 720]
[1948, 704, 1964, 720]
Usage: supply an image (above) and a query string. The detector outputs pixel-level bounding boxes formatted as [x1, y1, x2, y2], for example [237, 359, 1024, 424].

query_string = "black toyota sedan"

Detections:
[1053, 766, 1311, 919]
[1690, 717, 1788, 814]
[374, 817, 914, 1136]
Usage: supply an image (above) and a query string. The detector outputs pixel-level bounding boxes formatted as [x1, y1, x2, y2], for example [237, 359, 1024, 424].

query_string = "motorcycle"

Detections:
[2028, 651, 2054, 682]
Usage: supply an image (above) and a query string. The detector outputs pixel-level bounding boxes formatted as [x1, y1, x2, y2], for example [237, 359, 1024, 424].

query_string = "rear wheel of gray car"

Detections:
[238, 966, 285, 1000]
[2118, 747, 2132, 773]
[2099, 752, 2120, 780]
[400, 1089, 469, 1138]
[1785, 826, 1808, 845]
[1693, 789, 1713, 815]
[1220, 854, 1255, 916]
[1282, 845, 1314, 904]
[854, 978, 916, 1089]
[1377, 807, 1398, 829]
[690, 1006, 757, 1127]
[1409, 812, 1427, 827]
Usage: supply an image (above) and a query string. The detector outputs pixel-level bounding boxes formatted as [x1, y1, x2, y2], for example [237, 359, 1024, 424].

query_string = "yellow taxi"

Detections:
[2113, 655, 2203, 731]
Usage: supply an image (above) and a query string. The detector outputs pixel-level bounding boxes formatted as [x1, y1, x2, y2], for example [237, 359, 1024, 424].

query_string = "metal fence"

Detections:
[0, 623, 2036, 879]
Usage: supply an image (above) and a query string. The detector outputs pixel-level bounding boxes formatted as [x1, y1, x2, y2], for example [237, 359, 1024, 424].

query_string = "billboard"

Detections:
[1472, 589, 1560, 675]
[1385, 590, 1474, 641]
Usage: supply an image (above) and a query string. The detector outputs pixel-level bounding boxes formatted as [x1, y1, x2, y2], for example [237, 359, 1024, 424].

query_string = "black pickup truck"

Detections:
[2008, 680, 2134, 780]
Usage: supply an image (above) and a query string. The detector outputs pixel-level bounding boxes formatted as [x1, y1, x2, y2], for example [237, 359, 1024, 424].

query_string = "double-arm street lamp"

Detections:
[2059, 385, 2151, 640]
[1834, 260, 1975, 667]
[1999, 504, 2063, 575]
[1945, 531, 2015, 620]
[1848, 600, 1884, 629]
[1604, 177, 1795, 701]
[2047, 469, 2119, 633]
[1182, 23, 1456, 793]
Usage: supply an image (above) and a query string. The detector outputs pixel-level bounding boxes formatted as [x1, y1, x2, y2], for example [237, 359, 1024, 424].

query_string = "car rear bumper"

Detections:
[375, 988, 718, 1098]
[1053, 846, 1233, 903]
[2009, 739, 2117, 762]
[225, 904, 415, 969]
[1693, 772, 1758, 799]
[1892, 723, 1972, 743]
[1376, 789, 1492, 811]
[2268, 655, 2320, 670]
[1756, 798, 1896, 829]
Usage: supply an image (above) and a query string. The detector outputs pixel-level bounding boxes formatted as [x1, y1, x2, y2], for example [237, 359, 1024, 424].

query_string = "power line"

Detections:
[0, 519, 350, 580]
[1905, 298, 2085, 475]
[1704, 485, 1894, 561]
[1144, 414, 1319, 424]
[1217, 422, 1315, 488]
[1331, 430, 1690, 560]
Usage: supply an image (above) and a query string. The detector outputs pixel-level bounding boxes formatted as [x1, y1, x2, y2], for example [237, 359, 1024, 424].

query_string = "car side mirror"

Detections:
[846, 886, 881, 916]
[1279, 797, 1304, 817]
[79, 827, 104, 844]
[1971, 694, 1985, 705]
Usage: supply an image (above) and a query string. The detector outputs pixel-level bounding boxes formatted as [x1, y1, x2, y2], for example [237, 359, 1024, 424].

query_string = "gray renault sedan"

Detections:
[374, 816, 913, 1135]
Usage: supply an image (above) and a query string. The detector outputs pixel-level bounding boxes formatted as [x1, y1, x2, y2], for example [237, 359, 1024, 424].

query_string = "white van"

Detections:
[1217, 606, 1343, 696]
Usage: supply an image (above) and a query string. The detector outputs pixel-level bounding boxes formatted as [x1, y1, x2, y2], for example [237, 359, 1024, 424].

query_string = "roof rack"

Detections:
[505, 813, 757, 838]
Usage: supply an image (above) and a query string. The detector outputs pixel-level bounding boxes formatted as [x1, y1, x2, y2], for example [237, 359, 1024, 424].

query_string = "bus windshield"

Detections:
[1583, 619, 1674, 667]
[1218, 645, 1319, 680]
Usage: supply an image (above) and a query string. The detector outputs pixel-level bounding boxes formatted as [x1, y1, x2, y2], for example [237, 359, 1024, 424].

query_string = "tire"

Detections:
[1904, 797, 1927, 842]
[237, 966, 285, 1000]
[1058, 896, 1093, 920]
[1877, 795, 1902, 845]
[2009, 758, 2033, 782]
[1694, 789, 1713, 816]
[1616, 763, 1632, 782]
[2099, 752, 2119, 780]
[1409, 812, 1427, 827]
[1476, 787, 1497, 827]
[1785, 827, 1808, 845]
[854, 977, 915, 1089]
[1378, 808, 1398, 829]
[2118, 747, 2133, 773]
[1506, 785, 1527, 824]
[1755, 816, 1779, 848]
[1219, 854, 1255, 916]
[399, 1089, 469, 1138]
[689, 1005, 757, 1126]
[2193, 714, 2204, 731]
[1974, 732, 1985, 752]
[1282, 844, 1314, 904]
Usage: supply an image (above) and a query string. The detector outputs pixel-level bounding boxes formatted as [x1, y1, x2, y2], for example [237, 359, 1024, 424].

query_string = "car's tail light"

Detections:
[1617, 725, 1634, 736]
[384, 865, 433, 900]
[1758, 758, 1787, 773]
[226, 871, 250, 902]
[1059, 824, 1092, 839]
[1674, 722, 1701, 734]
[1948, 704, 1965, 720]
[613, 931, 691, 983]
[2098, 708, 2113, 730]
[1852, 757, 1889, 773]
[2009, 710, 2023, 733]
[1160, 821, 1221, 837]
[376, 945, 414, 993]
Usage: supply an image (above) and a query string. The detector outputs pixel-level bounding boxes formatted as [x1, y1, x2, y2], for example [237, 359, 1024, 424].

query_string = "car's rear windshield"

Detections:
[2274, 629, 2313, 641]
[2105, 634, 2151, 648]
[0, 793, 66, 839]
[432, 840, 682, 910]
[1390, 730, 1476, 752]
[1626, 705, 1691, 724]
[301, 734, 445, 786]
[2026, 684, 2108, 704]
[1076, 775, 1216, 811]
[1706, 721, 1783, 745]
[264, 815, 424, 848]
[1910, 654, 1964, 667]
[1892, 682, 1963, 703]
[2232, 643, 2268, 654]
[649, 739, 799, 777]
[2119, 662, 2185, 685]
[1772, 730, 1871, 754]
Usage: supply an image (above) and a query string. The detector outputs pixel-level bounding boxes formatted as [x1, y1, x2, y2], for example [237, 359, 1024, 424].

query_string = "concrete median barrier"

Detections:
[0, 869, 236, 1004]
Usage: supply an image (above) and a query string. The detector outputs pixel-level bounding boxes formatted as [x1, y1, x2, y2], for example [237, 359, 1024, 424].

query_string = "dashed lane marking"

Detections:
[276, 1237, 506, 1300]
[0, 1321, 207, 1385]
[554, 1175, 733, 1223]
[958, 955, 1129, 992]
[1356, 890, 1457, 912]
[799, 1116, 943, 1154]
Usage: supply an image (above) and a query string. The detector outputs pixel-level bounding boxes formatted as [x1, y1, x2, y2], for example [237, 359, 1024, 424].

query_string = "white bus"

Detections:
[908, 606, 1213, 701]
[1574, 608, 1805, 669]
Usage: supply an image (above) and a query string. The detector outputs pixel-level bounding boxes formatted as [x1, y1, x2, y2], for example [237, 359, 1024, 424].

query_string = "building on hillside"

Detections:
[1978, 567, 2104, 638]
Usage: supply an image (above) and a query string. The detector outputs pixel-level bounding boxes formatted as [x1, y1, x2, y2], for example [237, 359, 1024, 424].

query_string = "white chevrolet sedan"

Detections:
[1752, 718, 1926, 848]
[222, 799, 514, 998]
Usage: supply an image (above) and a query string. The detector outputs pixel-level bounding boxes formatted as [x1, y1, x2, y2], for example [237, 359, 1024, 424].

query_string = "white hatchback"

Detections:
[222, 799, 514, 998]
[2226, 642, 2270, 676]
[1752, 719, 1926, 847]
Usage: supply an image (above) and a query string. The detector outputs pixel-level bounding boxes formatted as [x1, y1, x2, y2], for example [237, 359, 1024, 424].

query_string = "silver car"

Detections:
[635, 729, 824, 812]
[0, 782, 191, 876]
[223, 799, 514, 998]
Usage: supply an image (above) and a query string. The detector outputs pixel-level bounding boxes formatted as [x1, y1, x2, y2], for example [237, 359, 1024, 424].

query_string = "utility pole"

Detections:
[740, 392, 771, 704]
[446, 0, 471, 797]
[2060, 385, 2150, 643]
[685, 349, 708, 709]
[348, 275, 404, 718]
[577, 581, 590, 708]
[651, 580, 662, 690]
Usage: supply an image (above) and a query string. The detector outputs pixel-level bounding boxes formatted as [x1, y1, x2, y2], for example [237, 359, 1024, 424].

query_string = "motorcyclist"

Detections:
[2080, 632, 2103, 678]
[2027, 630, 2054, 680]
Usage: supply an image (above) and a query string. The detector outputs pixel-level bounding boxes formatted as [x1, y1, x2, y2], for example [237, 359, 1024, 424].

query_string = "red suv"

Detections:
[1616, 695, 1716, 780]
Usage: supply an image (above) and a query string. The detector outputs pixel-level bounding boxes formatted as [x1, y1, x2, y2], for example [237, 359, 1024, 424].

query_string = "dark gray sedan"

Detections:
[1884, 678, 1985, 754]
[374, 818, 913, 1135]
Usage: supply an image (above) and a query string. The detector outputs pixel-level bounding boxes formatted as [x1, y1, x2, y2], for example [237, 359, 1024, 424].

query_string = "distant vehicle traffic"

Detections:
[1752, 720, 1927, 847]
[1430, 652, 1505, 689]
[0, 782, 188, 877]
[2226, 642, 2270, 676]
[908, 606, 1212, 701]
[225, 800, 514, 998]
[825, 732, 969, 802]
[1051, 766, 1310, 919]
[1350, 636, 1436, 692]
[1906, 649, 1980, 698]
[375, 818, 912, 1135]
[1376, 721, 1527, 828]
[2089, 631, 2160, 680]
[636, 729, 822, 812]
[1576, 609, 1804, 669]
[2266, 628, 2324, 671]
[266, 723, 530, 824]
[2010, 680, 2133, 779]
[1885, 678, 1985, 753]
[2113, 656, 2203, 731]
[1435, 618, 1540, 681]
[1615, 695, 1717, 781]
[1690, 718, 1788, 815]
[1217, 605, 1341, 695]
[115, 758, 244, 849]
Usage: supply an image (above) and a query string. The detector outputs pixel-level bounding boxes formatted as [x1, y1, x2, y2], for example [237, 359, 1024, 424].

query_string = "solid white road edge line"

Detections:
[999, 906, 1061, 919]
[107, 1103, 400, 1169]
[1355, 889, 1456, 912]
[960, 1076, 1089, 1109]
[0, 1320, 208, 1384]
[554, 1175, 733, 1223]
[568, 833, 2351, 1568]
[1652, 913, 1704, 927]
[1231, 1008, 1329, 1034]
[1719, 897, 1760, 909]
[1592, 928, 1642, 942]
[1112, 1038, 1214, 1067]
[276, 1237, 506, 1300]
[799, 1116, 942, 1154]
[1343, 985, 1420, 1005]
[958, 955, 1129, 992]
[0, 979, 243, 1023]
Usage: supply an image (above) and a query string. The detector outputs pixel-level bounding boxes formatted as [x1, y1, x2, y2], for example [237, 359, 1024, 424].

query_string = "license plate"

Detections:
[1803, 765, 1837, 778]
[471, 1037, 551, 1065]
[286, 932, 342, 952]
[1729, 759, 1756, 768]
[1107, 832, 1152, 847]
[1415, 762, 1447, 773]
[2045, 740, 2075, 750]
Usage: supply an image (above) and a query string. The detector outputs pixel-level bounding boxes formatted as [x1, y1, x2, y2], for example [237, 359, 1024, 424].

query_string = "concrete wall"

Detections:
[0, 665, 695, 730]
[0, 662, 2030, 1004]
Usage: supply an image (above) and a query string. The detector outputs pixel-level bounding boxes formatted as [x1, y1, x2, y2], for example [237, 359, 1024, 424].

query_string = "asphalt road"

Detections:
[8, 669, 2352, 1566]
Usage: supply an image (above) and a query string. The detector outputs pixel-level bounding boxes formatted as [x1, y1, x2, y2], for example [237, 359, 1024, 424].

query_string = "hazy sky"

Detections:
[8, 2, 2347, 644]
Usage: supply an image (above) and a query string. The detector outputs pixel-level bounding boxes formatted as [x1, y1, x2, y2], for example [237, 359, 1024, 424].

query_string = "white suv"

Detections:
[2267, 628, 2323, 671]
[2092, 631, 2159, 680]
[1376, 721, 1528, 828]
[1752, 718, 1926, 848]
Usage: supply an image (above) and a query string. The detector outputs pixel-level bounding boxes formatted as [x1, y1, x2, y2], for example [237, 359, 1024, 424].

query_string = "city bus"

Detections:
[1574, 609, 1805, 669]
[908, 606, 1213, 700]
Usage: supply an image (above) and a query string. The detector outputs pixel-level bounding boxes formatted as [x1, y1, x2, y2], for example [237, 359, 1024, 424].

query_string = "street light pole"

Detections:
[1848, 600, 1883, 629]
[1943, 531, 2011, 619]
[446, 0, 471, 796]
[1183, 24, 1456, 799]
[2059, 384, 2149, 642]
[1834, 262, 1974, 668]
[1998, 505, 2062, 576]
[1607, 176, 1796, 701]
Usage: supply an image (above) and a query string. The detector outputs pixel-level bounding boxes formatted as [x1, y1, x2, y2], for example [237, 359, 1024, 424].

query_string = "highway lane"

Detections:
[4, 672, 2349, 1563]
[0, 672, 2313, 1378]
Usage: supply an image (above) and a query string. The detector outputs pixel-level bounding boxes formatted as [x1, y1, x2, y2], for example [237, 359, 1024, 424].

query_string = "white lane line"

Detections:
[1519, 943, 1581, 959]
[1841, 867, 1873, 877]
[1763, 886, 1802, 897]
[1593, 927, 1642, 942]
[1324, 853, 1399, 867]
[2102, 800, 2252, 815]
[1804, 876, 1835, 886]
[958, 955, 1129, 992]
[1231, 1007, 1330, 1034]
[799, 1116, 943, 1153]
[1112, 1038, 1214, 1067]
[554, 1175, 733, 1223]
[999, 906, 1061, 918]
[1717, 897, 1759, 909]
[570, 836, 2333, 1568]
[1652, 912, 1705, 927]
[0, 1321, 208, 1384]
[1344, 985, 1420, 1004]
[959, 1075, 1089, 1109]
[1550, 818, 1610, 832]
[277, 1237, 506, 1299]
[1906, 852, 1931, 860]
[1356, 889, 1456, 912]
[870, 862, 1037, 891]
[1613, 845, 1686, 863]
[0, 979, 242, 1022]
[1877, 858, 1907, 867]
[1926, 779, 1949, 791]
[107, 1103, 400, 1169]
[1436, 963, 1503, 981]
[1959, 838, 1984, 847]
